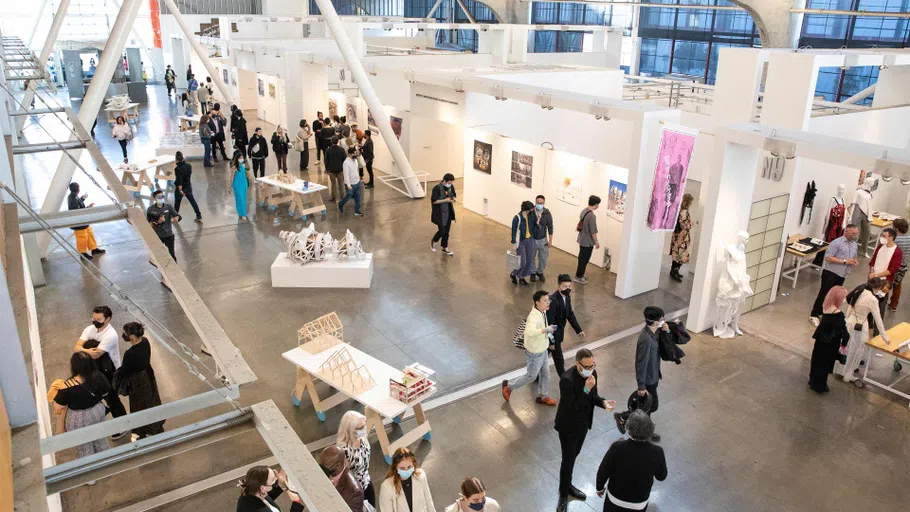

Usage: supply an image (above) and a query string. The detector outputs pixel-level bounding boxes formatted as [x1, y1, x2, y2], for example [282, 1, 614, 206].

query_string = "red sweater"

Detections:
[869, 244, 903, 283]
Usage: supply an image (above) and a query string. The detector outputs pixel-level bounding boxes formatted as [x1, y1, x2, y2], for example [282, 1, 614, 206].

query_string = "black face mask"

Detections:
[93, 320, 105, 329]
[561, 289, 571, 296]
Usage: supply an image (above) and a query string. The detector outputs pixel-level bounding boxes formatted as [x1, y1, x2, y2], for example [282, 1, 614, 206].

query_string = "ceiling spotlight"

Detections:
[536, 93, 553, 110]
[405, 69, 416, 84]
[762, 129, 796, 160]
[493, 85, 506, 101]
[873, 151, 910, 184]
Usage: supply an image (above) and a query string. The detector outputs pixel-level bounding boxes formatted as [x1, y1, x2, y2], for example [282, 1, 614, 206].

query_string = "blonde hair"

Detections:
[336, 411, 366, 447]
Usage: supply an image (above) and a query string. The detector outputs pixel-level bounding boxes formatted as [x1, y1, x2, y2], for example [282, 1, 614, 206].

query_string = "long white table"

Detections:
[255, 175, 327, 220]
[283, 344, 436, 463]
[105, 102, 140, 124]
[115, 155, 177, 196]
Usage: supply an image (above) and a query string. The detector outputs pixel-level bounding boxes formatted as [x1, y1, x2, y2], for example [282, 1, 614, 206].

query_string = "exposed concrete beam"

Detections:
[18, 204, 127, 234]
[11, 140, 85, 155]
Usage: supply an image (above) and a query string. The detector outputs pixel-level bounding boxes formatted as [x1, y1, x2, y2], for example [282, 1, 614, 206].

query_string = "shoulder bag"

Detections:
[576, 210, 591, 232]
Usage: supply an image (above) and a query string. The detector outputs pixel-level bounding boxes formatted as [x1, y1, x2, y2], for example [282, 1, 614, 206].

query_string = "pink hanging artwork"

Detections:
[646, 128, 697, 231]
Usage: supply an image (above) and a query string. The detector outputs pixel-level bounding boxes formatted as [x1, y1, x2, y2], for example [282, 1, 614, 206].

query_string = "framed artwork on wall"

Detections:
[328, 99, 338, 119]
[510, 151, 533, 188]
[268, 83, 276, 99]
[346, 102, 358, 124]
[367, 108, 377, 130]
[390, 115, 403, 140]
[473, 140, 492, 174]
[558, 168, 583, 206]
[222, 68, 229, 84]
[606, 180, 627, 221]
[646, 128, 697, 231]
[257, 78, 264, 97]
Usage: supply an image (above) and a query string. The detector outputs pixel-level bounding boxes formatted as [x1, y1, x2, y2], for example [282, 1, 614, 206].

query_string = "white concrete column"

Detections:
[164, 0, 235, 106]
[487, 29, 508, 66]
[711, 48, 765, 126]
[283, 55, 304, 133]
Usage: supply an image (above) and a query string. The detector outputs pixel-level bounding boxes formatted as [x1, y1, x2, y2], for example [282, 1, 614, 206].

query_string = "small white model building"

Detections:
[333, 230, 366, 261]
[280, 223, 334, 264]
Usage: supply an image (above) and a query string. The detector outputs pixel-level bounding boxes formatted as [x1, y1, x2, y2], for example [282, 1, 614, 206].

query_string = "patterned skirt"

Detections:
[64, 402, 110, 459]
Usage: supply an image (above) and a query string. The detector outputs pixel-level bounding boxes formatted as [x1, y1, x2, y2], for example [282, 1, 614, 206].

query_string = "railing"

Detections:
[623, 74, 715, 115]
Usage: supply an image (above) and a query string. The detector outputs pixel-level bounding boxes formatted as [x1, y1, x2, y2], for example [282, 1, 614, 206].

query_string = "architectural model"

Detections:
[318, 347, 375, 394]
[106, 95, 131, 109]
[280, 223, 335, 264]
[298, 312, 344, 354]
[270, 172, 296, 185]
[333, 230, 366, 261]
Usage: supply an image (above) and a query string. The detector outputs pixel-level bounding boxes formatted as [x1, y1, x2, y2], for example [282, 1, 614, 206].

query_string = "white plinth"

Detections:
[271, 252, 373, 288]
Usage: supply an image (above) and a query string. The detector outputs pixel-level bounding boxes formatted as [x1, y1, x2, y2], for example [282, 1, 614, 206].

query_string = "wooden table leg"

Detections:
[366, 407, 394, 463]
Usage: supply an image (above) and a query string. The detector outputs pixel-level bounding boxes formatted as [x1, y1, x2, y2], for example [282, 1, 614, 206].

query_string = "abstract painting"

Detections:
[473, 140, 492, 174]
[510, 151, 533, 189]
[606, 180, 627, 221]
[558, 168, 583, 206]
[646, 128, 696, 231]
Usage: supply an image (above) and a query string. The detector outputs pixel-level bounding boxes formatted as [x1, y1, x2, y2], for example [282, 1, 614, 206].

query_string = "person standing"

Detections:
[197, 79, 210, 115]
[324, 137, 346, 203]
[248, 127, 269, 178]
[510, 200, 536, 286]
[47, 352, 112, 457]
[502, 290, 558, 406]
[164, 65, 176, 97]
[554, 349, 616, 512]
[835, 278, 890, 383]
[336, 411, 375, 506]
[636, 306, 665, 442]
[187, 73, 199, 109]
[595, 410, 668, 512]
[72, 305, 128, 439]
[233, 111, 249, 158]
[809, 225, 859, 326]
[888, 218, 910, 312]
[444, 477, 502, 512]
[320, 119, 336, 163]
[181, 92, 195, 117]
[173, 151, 202, 224]
[574, 195, 601, 284]
[319, 446, 365, 512]
[114, 322, 165, 439]
[548, 274, 585, 378]
[229, 152, 250, 220]
[112, 116, 132, 163]
[529, 194, 553, 283]
[379, 448, 436, 512]
[271, 126, 291, 173]
[296, 119, 311, 172]
[808, 286, 849, 393]
[236, 467, 304, 512]
[669, 193, 694, 282]
[338, 147, 364, 217]
[208, 104, 229, 162]
[312, 112, 324, 165]
[186, 65, 192, 82]
[430, 174, 456, 256]
[67, 182, 106, 260]
[147, 189, 182, 261]
[361, 130, 375, 189]
[869, 227, 903, 285]
[199, 114, 214, 167]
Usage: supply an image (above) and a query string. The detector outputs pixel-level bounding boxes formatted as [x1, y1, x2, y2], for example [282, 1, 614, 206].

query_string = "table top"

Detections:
[114, 155, 176, 173]
[178, 115, 202, 122]
[786, 234, 829, 257]
[283, 345, 435, 418]
[105, 102, 140, 111]
[871, 213, 897, 228]
[867, 322, 910, 362]
[256, 176, 328, 195]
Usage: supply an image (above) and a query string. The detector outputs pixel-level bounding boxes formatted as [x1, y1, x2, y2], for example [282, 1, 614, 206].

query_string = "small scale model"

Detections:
[390, 363, 436, 404]
[298, 312, 344, 354]
[333, 230, 366, 261]
[270, 172, 296, 185]
[106, 95, 131, 109]
[280, 223, 334, 264]
[318, 347, 375, 394]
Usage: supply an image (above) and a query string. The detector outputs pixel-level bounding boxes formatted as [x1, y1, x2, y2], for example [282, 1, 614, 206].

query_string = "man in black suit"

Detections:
[554, 349, 615, 512]
[547, 274, 586, 378]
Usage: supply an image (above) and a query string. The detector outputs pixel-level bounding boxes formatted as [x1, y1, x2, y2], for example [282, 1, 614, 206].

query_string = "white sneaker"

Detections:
[809, 317, 820, 327]
[442, 248, 454, 256]
[430, 241, 436, 252]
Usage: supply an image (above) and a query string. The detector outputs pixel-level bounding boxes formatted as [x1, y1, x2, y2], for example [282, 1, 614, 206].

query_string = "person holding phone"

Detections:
[502, 290, 559, 406]
[67, 182, 106, 260]
[236, 466, 303, 512]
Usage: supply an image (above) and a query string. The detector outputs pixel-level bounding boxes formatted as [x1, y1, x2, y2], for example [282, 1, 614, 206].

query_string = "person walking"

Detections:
[338, 147, 364, 217]
[187, 73, 199, 108]
[197, 79, 210, 115]
[319, 446, 365, 512]
[444, 477, 502, 512]
[112, 116, 132, 163]
[236, 466, 304, 512]
[379, 447, 437, 512]
[312, 112, 324, 165]
[835, 278, 890, 383]
[430, 174, 456, 256]
[636, 306, 665, 442]
[229, 152, 250, 220]
[529, 194, 553, 283]
[669, 193, 694, 282]
[208, 104, 229, 162]
[324, 137, 346, 203]
[114, 322, 165, 439]
[186, 65, 192, 82]
[181, 92, 195, 117]
[233, 111, 249, 159]
[248, 127, 269, 178]
[296, 119, 311, 172]
[574, 195, 601, 284]
[502, 290, 558, 406]
[164, 65, 176, 97]
[199, 114, 214, 167]
[888, 218, 909, 312]
[808, 286, 849, 393]
[47, 352, 112, 457]
[271, 126, 291, 173]
[595, 410, 668, 512]
[548, 274, 585, 378]
[510, 200, 536, 286]
[147, 189, 182, 261]
[336, 411, 375, 506]
[173, 151, 202, 224]
[67, 182, 106, 260]
[810, 225, 859, 326]
[555, 349, 616, 512]
[361, 130, 375, 188]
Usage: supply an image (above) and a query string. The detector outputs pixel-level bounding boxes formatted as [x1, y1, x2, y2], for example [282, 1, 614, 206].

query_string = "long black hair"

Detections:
[846, 277, 887, 307]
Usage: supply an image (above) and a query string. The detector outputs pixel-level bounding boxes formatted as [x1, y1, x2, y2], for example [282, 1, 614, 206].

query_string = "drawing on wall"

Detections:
[367, 108, 377, 130]
[558, 168, 583, 206]
[346, 102, 358, 124]
[473, 140, 492, 174]
[257, 78, 264, 97]
[268, 82, 276, 99]
[328, 99, 338, 119]
[646, 128, 697, 231]
[510, 151, 533, 189]
[222, 68, 229, 84]
[390, 115, 403, 140]
[231, 72, 237, 86]
[606, 180, 627, 221]
[857, 169, 867, 186]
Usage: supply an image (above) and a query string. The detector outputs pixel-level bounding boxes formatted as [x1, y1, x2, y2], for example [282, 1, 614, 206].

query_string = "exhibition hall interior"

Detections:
[3, 1, 910, 511]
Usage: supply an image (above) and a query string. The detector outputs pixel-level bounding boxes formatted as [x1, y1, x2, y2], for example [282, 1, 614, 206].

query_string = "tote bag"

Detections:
[512, 320, 527, 349]
[505, 250, 521, 270]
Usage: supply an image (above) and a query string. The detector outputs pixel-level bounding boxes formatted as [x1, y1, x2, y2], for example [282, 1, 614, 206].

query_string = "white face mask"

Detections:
[880, 237, 889, 246]
[875, 291, 887, 298]
[355, 427, 367, 438]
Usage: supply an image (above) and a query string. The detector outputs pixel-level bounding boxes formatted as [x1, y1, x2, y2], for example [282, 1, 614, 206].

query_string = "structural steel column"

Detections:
[314, 0, 425, 198]
[36, 0, 143, 255]
[109, 0, 164, 83]
[16, 0, 72, 133]
[27, 0, 52, 49]
[163, 0, 236, 106]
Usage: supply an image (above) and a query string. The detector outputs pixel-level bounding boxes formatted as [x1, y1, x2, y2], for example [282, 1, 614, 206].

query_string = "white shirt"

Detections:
[80, 323, 122, 368]
[873, 244, 897, 275]
[342, 158, 360, 187]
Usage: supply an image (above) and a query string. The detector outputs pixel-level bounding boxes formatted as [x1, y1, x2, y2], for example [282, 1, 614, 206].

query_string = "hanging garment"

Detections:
[800, 181, 817, 226]
[824, 198, 845, 242]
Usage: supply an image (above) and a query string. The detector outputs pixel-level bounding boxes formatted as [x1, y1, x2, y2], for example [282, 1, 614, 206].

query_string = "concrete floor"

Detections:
[21, 86, 910, 511]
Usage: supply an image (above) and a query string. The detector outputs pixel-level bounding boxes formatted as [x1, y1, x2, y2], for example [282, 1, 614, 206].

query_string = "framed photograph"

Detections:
[268, 83, 276, 99]
[257, 78, 264, 97]
[367, 108, 377, 130]
[473, 140, 492, 174]
[390, 115, 403, 140]
[328, 99, 338, 119]
[510, 151, 533, 188]
[606, 180, 627, 221]
[557, 168, 583, 206]
[222, 68, 229, 84]
[346, 102, 358, 124]
[646, 128, 697, 231]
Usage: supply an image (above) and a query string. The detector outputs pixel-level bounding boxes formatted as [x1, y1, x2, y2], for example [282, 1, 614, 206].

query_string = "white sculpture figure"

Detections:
[333, 230, 366, 262]
[280, 223, 333, 264]
[714, 231, 753, 339]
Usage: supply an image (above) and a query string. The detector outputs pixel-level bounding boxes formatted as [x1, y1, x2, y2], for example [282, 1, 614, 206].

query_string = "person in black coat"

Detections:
[248, 128, 269, 178]
[324, 137, 346, 202]
[547, 274, 586, 378]
[430, 173, 456, 256]
[67, 182, 106, 259]
[312, 112, 324, 163]
[361, 130, 375, 188]
[173, 151, 202, 222]
[596, 410, 667, 511]
[236, 466, 303, 512]
[555, 349, 616, 512]
[320, 120, 336, 163]
[233, 111, 249, 158]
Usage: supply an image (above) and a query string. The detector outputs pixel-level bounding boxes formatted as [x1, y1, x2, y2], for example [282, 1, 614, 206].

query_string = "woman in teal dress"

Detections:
[230, 151, 249, 220]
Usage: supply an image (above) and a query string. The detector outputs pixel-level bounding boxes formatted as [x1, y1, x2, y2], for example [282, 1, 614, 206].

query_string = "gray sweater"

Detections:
[635, 327, 661, 390]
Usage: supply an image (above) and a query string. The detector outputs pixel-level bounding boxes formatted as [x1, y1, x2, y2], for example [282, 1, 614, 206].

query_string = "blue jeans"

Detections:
[507, 349, 550, 398]
[338, 182, 362, 214]
[529, 238, 549, 275]
[202, 138, 212, 166]
[511, 237, 535, 279]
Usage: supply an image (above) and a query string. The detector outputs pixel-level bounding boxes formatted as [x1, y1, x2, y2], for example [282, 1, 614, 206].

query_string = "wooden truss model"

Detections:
[298, 312, 344, 354]
[279, 223, 334, 264]
[318, 347, 376, 394]
[270, 172, 296, 185]
[333, 230, 366, 262]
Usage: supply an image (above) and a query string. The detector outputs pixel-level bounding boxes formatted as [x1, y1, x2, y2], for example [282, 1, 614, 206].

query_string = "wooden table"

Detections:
[255, 175, 327, 220]
[857, 322, 910, 407]
[864, 212, 898, 256]
[116, 155, 177, 196]
[283, 344, 436, 463]
[105, 102, 140, 124]
[178, 115, 202, 132]
[780, 234, 829, 289]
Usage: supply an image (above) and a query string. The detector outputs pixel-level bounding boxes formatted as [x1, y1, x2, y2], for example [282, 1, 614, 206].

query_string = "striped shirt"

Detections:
[895, 234, 910, 277]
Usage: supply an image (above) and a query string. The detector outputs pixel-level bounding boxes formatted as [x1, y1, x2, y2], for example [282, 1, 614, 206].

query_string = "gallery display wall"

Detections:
[255, 73, 288, 128]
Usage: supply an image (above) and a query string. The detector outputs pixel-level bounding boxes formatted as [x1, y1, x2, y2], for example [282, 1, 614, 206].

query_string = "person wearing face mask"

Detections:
[547, 274, 586, 378]
[888, 218, 910, 312]
[319, 445, 365, 512]
[112, 322, 164, 439]
[379, 447, 436, 512]
[635, 306, 666, 442]
[809, 225, 859, 327]
[835, 278, 890, 383]
[445, 477, 501, 512]
[430, 173, 456, 256]
[529, 194, 554, 283]
[236, 466, 303, 512]
[146, 189, 182, 262]
[868, 228, 903, 316]
[230, 151, 250, 220]
[73, 305, 128, 437]
[503, 290, 559, 406]
[554, 349, 616, 512]
[510, 200, 536, 286]
[337, 411, 375, 506]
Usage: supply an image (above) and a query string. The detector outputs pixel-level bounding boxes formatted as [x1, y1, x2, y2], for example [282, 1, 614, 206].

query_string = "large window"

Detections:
[815, 66, 880, 103]
[530, 2, 634, 53]
[799, 0, 910, 48]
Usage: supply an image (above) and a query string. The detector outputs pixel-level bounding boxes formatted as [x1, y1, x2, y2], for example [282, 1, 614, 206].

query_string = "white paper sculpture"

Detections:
[106, 95, 131, 109]
[333, 230, 366, 262]
[280, 223, 335, 264]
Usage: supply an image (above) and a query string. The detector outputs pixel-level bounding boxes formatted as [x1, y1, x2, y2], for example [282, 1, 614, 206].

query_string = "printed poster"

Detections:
[558, 168, 583, 206]
[257, 78, 264, 97]
[390, 115, 403, 140]
[646, 128, 697, 231]
[268, 82, 276, 99]
[367, 108, 377, 130]
[222, 68, 229, 84]
[510, 151, 533, 189]
[606, 180, 627, 221]
[473, 140, 492, 174]
[328, 99, 338, 119]
[346, 102, 358, 124]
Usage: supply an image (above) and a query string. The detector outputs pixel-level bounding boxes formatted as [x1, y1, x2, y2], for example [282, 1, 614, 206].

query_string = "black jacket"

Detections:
[235, 483, 303, 512]
[657, 321, 688, 365]
[636, 328, 661, 390]
[360, 138, 374, 162]
[320, 126, 336, 143]
[233, 117, 249, 145]
[67, 193, 89, 230]
[555, 366, 606, 435]
[324, 144, 346, 173]
[547, 290, 582, 345]
[174, 161, 193, 192]
[271, 132, 290, 155]
[529, 207, 554, 240]
[248, 134, 269, 159]
[430, 182, 456, 226]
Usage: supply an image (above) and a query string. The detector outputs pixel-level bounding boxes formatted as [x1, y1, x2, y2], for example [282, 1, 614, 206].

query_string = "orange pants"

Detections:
[74, 227, 98, 253]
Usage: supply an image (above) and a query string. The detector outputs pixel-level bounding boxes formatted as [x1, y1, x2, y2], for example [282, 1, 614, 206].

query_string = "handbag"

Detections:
[512, 320, 527, 349]
[576, 210, 591, 232]
[505, 250, 521, 270]
[112, 369, 131, 396]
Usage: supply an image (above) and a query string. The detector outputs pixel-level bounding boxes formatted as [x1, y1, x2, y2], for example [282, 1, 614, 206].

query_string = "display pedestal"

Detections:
[271, 252, 373, 288]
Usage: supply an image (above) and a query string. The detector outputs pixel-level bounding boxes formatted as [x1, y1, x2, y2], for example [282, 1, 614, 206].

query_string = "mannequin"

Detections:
[824, 184, 846, 242]
[847, 177, 874, 256]
[714, 231, 753, 339]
